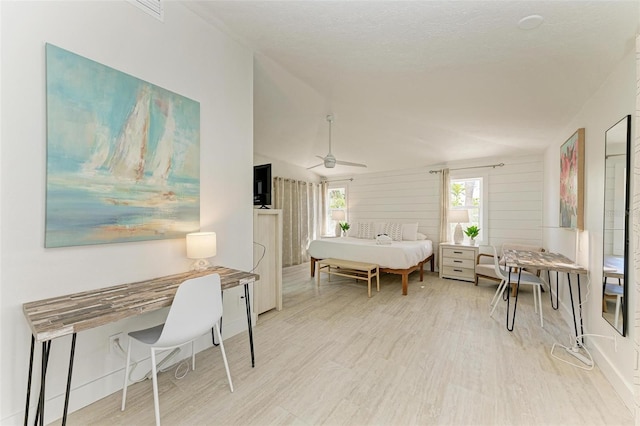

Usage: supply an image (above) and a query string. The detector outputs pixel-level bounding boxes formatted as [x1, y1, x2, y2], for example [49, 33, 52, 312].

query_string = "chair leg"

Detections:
[490, 280, 508, 317]
[191, 341, 196, 371]
[214, 323, 234, 392]
[537, 285, 543, 327]
[121, 336, 132, 411]
[490, 279, 505, 308]
[614, 295, 622, 328]
[150, 348, 161, 426]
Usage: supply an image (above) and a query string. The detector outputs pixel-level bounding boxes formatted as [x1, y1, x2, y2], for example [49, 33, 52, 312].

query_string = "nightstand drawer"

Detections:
[443, 257, 475, 269]
[442, 265, 475, 280]
[442, 247, 476, 261]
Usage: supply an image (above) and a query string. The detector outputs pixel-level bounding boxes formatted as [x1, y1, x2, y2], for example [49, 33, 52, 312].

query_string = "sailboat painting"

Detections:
[45, 44, 200, 248]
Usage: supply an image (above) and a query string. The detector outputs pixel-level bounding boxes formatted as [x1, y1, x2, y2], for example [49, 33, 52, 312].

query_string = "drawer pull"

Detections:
[453, 260, 462, 263]
[453, 251, 463, 254]
[453, 269, 463, 272]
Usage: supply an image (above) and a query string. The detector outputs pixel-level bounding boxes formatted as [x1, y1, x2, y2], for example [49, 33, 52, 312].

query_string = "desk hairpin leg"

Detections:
[566, 273, 584, 345]
[211, 292, 224, 347]
[211, 286, 254, 367]
[505, 267, 521, 332]
[548, 270, 559, 310]
[576, 274, 584, 344]
[244, 283, 255, 367]
[24, 336, 35, 426]
[62, 333, 77, 426]
[25, 334, 76, 426]
[33, 340, 51, 426]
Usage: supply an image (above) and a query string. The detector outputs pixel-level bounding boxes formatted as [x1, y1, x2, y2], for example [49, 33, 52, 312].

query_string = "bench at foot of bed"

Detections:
[317, 258, 379, 297]
[310, 253, 434, 296]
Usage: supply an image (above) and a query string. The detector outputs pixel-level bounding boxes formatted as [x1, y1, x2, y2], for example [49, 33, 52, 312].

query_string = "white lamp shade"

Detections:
[331, 210, 346, 221]
[448, 209, 469, 224]
[186, 232, 217, 259]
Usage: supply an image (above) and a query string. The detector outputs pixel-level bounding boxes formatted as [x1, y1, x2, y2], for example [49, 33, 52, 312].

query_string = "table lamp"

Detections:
[186, 231, 217, 270]
[449, 210, 469, 244]
[331, 210, 346, 236]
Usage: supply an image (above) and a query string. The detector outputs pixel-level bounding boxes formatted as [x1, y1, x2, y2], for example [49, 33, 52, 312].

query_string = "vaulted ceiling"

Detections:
[186, 1, 638, 176]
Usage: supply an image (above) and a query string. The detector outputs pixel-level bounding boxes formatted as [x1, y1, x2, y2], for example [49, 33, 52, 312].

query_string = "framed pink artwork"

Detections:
[559, 128, 585, 230]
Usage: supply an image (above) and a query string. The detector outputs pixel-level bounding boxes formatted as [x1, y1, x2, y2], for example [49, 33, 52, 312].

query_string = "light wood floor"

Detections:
[63, 263, 633, 425]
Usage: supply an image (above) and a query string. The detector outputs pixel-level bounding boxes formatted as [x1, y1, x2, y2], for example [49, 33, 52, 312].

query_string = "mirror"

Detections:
[602, 115, 631, 336]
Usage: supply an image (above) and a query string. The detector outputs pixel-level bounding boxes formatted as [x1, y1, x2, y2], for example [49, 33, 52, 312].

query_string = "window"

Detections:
[327, 186, 347, 236]
[450, 176, 485, 242]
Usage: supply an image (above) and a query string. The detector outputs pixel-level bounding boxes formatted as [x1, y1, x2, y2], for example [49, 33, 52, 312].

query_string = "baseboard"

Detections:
[552, 287, 634, 413]
[7, 314, 254, 425]
[589, 338, 635, 412]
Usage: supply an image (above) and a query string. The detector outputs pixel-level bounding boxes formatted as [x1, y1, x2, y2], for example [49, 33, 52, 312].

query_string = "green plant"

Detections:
[464, 225, 480, 239]
[339, 222, 350, 232]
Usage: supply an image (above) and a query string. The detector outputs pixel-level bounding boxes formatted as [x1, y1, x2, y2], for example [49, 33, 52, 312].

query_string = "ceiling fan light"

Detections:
[325, 158, 336, 168]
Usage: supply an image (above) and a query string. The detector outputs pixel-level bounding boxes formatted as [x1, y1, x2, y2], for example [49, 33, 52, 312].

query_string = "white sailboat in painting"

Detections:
[107, 86, 151, 181]
[149, 100, 174, 186]
[84, 86, 179, 207]
[81, 124, 111, 175]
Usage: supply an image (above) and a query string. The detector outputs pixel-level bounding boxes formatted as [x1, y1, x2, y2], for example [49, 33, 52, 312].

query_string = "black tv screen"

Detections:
[253, 164, 272, 207]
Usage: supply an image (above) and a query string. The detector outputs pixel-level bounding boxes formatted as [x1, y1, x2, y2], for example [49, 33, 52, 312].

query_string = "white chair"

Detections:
[475, 243, 544, 286]
[121, 274, 233, 426]
[603, 268, 624, 329]
[603, 283, 623, 328]
[488, 246, 544, 327]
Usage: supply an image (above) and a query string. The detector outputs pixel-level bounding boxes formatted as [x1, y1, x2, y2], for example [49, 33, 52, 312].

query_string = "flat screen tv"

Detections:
[253, 164, 272, 208]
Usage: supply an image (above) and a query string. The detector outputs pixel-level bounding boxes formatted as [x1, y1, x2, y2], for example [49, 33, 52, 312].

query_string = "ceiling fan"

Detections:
[307, 115, 367, 169]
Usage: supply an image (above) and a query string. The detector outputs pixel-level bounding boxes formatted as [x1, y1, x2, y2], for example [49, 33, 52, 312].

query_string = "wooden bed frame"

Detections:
[310, 253, 434, 296]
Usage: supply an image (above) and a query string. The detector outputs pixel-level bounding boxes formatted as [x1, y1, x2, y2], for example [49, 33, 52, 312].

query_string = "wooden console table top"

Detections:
[23, 266, 259, 342]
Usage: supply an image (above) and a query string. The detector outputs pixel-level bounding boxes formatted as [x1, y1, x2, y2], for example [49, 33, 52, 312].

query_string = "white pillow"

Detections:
[382, 222, 403, 241]
[416, 232, 427, 240]
[401, 223, 419, 241]
[375, 222, 387, 236]
[358, 222, 376, 239]
[347, 222, 359, 237]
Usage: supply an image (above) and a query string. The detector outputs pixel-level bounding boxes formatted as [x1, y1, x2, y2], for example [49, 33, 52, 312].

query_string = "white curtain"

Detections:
[439, 168, 450, 245]
[273, 177, 327, 267]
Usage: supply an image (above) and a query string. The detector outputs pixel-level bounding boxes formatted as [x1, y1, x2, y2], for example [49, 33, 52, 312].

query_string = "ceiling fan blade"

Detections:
[315, 155, 327, 161]
[307, 163, 324, 170]
[335, 160, 367, 168]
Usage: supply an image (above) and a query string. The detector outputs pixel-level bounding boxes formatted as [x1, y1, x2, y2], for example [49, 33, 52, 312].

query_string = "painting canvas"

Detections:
[559, 128, 585, 230]
[45, 44, 200, 248]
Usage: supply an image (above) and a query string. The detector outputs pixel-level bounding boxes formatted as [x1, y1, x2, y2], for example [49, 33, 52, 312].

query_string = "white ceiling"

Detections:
[186, 1, 639, 177]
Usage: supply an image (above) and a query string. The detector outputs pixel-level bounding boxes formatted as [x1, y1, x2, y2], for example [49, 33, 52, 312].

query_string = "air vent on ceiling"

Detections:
[129, 0, 163, 21]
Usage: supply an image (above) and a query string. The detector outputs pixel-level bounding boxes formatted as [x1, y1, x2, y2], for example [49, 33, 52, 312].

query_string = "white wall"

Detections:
[542, 47, 636, 410]
[0, 2, 253, 423]
[346, 155, 544, 263]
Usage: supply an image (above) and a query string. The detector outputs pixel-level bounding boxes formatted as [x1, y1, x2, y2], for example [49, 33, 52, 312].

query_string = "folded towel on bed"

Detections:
[376, 234, 392, 245]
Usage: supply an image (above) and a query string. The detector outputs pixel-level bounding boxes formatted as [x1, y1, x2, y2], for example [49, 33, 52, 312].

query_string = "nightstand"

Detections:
[439, 242, 478, 282]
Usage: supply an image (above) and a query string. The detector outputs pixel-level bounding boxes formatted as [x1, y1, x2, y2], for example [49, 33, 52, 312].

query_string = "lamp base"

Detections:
[190, 259, 212, 271]
[453, 223, 464, 244]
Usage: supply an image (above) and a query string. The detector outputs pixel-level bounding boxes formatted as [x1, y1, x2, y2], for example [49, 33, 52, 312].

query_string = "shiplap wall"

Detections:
[486, 156, 544, 248]
[345, 155, 544, 265]
[348, 168, 439, 239]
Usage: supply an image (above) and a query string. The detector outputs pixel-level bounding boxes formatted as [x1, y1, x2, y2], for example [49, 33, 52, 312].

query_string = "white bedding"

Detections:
[307, 237, 433, 270]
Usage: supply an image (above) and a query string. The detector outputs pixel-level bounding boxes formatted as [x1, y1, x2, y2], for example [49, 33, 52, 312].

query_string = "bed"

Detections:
[307, 236, 434, 295]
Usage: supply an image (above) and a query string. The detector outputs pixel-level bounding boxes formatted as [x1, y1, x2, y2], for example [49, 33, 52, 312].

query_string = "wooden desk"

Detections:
[502, 250, 587, 334]
[22, 266, 258, 426]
